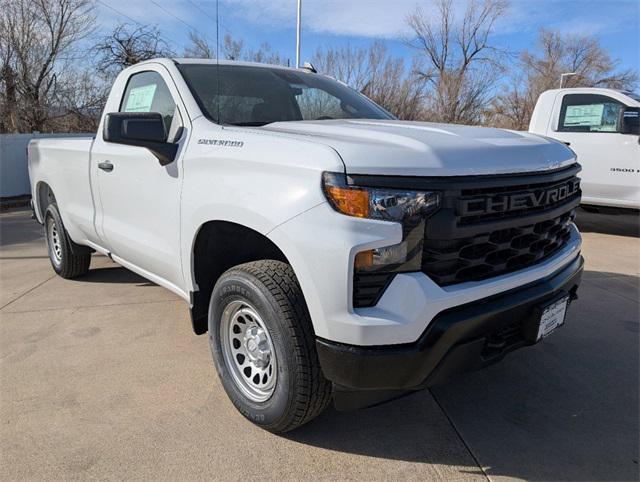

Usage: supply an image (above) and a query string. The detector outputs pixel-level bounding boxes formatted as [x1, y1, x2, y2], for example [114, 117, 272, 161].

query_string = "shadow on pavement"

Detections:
[80, 265, 156, 286]
[285, 389, 486, 475]
[288, 270, 639, 481]
[0, 209, 155, 286]
[575, 207, 639, 238]
[0, 209, 44, 247]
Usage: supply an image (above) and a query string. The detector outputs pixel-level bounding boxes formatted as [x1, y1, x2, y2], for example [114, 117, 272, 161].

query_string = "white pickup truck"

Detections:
[29, 58, 584, 433]
[530, 87, 640, 211]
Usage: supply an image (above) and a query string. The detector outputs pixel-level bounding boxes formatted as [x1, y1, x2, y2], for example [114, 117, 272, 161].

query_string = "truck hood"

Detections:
[261, 119, 576, 177]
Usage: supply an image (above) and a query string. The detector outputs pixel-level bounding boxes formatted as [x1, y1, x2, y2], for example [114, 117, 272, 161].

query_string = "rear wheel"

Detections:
[44, 203, 91, 279]
[208, 260, 331, 433]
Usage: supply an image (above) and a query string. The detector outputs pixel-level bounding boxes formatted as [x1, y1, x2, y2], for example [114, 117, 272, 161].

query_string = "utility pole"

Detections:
[296, 0, 302, 68]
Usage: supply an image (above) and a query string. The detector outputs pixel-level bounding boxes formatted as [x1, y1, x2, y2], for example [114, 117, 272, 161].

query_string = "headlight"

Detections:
[322, 172, 440, 274]
[322, 172, 439, 222]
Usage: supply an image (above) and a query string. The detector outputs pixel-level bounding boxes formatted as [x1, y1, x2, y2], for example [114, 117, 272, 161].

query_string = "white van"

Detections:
[529, 88, 639, 211]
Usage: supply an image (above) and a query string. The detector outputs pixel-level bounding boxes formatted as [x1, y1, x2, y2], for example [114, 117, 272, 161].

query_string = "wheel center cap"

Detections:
[243, 326, 270, 367]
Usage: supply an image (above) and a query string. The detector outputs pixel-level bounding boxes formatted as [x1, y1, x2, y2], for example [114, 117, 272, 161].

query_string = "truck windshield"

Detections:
[177, 63, 394, 126]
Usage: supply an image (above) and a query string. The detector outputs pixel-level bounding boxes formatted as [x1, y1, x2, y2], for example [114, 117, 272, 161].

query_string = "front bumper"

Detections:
[316, 254, 583, 410]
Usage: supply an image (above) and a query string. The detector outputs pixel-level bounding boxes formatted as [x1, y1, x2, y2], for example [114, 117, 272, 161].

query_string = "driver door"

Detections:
[92, 66, 187, 292]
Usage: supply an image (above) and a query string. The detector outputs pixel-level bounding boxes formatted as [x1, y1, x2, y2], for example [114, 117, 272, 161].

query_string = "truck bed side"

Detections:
[28, 137, 98, 245]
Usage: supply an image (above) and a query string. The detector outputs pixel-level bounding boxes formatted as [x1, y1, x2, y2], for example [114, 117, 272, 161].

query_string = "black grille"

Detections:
[422, 210, 575, 286]
[351, 164, 581, 305]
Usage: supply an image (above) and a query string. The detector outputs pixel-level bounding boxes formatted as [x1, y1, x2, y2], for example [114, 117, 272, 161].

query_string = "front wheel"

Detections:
[208, 260, 331, 433]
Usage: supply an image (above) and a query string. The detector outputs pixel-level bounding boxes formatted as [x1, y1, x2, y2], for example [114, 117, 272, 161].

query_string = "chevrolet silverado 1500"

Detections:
[28, 58, 584, 432]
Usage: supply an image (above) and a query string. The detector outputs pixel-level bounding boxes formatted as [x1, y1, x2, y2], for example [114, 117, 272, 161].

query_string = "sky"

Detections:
[93, 0, 640, 75]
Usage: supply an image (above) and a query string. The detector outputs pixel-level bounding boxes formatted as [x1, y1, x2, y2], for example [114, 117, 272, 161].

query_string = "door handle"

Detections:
[98, 161, 114, 172]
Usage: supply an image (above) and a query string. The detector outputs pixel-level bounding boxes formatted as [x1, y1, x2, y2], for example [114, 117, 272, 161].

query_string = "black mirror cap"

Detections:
[103, 112, 178, 166]
[620, 107, 640, 135]
[104, 112, 167, 142]
[122, 116, 167, 143]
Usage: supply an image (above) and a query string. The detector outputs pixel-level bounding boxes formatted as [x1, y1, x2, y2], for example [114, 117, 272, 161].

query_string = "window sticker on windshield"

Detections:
[563, 103, 604, 127]
[125, 84, 157, 112]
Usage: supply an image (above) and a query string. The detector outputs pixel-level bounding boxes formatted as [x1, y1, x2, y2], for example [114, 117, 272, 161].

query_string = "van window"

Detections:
[558, 94, 624, 133]
[120, 71, 178, 137]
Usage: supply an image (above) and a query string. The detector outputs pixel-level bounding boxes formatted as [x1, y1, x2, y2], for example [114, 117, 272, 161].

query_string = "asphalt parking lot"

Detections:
[1, 208, 638, 481]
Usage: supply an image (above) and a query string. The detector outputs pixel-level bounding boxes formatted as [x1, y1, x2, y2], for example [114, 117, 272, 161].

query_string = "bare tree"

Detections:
[312, 43, 371, 91]
[94, 23, 173, 74]
[0, 2, 18, 133]
[522, 29, 637, 91]
[492, 29, 639, 129]
[219, 32, 285, 65]
[405, 0, 508, 124]
[245, 42, 285, 65]
[49, 68, 109, 132]
[184, 30, 215, 59]
[313, 41, 426, 120]
[184, 31, 285, 65]
[487, 73, 534, 130]
[0, 0, 95, 132]
[222, 33, 244, 61]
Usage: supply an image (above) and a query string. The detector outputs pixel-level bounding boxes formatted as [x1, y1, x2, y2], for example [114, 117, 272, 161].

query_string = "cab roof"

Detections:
[172, 58, 297, 71]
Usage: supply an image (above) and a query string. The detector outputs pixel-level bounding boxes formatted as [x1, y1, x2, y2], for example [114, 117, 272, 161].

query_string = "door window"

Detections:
[119, 71, 181, 140]
[558, 94, 624, 133]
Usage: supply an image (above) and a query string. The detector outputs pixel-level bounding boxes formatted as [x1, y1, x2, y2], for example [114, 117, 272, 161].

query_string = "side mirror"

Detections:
[103, 112, 178, 166]
[620, 107, 640, 135]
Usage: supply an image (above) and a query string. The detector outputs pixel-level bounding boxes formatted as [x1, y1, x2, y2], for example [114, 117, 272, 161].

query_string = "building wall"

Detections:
[0, 133, 92, 198]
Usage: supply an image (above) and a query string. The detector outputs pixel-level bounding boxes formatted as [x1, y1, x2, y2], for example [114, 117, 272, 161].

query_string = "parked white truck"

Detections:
[529, 87, 640, 211]
[28, 59, 583, 432]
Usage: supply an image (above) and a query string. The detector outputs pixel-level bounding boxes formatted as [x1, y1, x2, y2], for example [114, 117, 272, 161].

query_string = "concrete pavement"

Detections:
[1, 208, 638, 480]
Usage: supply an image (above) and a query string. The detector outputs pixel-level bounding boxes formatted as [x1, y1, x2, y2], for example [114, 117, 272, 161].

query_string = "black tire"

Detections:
[44, 203, 91, 279]
[208, 260, 331, 433]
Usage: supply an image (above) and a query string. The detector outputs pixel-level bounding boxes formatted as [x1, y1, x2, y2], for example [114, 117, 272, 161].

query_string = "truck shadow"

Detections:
[285, 389, 487, 475]
[80, 265, 157, 286]
[286, 270, 639, 481]
[575, 207, 639, 238]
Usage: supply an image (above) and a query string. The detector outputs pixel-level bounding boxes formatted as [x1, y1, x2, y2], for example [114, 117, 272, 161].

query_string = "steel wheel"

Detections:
[220, 300, 277, 402]
[46, 216, 63, 267]
[209, 261, 331, 432]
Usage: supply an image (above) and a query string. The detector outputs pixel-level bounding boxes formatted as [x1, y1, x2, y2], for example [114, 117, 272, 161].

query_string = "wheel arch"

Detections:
[35, 182, 92, 256]
[34, 181, 56, 223]
[189, 220, 293, 335]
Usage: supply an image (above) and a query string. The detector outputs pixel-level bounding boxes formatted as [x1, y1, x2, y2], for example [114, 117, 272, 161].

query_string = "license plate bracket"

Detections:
[522, 294, 570, 343]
